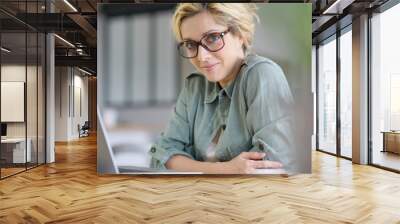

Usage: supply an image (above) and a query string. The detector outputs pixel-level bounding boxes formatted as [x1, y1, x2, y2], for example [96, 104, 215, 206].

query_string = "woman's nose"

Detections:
[197, 45, 211, 61]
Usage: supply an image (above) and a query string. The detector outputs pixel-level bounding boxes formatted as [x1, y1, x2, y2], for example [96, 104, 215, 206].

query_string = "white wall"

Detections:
[72, 73, 89, 138]
[1, 65, 26, 141]
[1, 65, 38, 138]
[55, 67, 89, 141]
[55, 66, 69, 141]
[1, 65, 25, 130]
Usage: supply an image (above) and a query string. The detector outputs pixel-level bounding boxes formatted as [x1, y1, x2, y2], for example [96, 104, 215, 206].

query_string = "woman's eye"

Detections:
[206, 34, 221, 44]
[185, 42, 196, 50]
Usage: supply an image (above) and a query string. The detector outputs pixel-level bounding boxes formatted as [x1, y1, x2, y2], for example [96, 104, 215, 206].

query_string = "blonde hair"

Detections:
[172, 3, 259, 53]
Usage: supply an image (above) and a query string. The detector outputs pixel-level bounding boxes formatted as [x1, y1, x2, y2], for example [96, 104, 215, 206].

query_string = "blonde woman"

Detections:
[149, 3, 295, 174]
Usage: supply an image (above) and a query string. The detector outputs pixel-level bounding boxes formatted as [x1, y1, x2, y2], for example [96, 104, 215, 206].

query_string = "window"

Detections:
[371, 2, 400, 171]
[317, 36, 337, 154]
[339, 28, 352, 158]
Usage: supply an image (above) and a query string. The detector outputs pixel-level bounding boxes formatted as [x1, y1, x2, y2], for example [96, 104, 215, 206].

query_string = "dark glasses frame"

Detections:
[177, 28, 230, 59]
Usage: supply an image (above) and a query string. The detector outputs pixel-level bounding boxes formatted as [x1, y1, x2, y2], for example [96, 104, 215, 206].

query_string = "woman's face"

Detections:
[180, 11, 245, 87]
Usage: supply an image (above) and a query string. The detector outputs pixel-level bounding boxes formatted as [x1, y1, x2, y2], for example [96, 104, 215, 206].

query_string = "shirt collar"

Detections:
[223, 73, 237, 99]
[204, 81, 219, 103]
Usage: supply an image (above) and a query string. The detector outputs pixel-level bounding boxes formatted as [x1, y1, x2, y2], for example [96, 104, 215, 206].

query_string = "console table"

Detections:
[1, 138, 32, 164]
[381, 131, 400, 154]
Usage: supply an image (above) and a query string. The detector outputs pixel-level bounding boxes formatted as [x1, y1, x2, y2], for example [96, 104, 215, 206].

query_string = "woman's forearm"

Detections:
[165, 152, 283, 174]
[165, 155, 232, 174]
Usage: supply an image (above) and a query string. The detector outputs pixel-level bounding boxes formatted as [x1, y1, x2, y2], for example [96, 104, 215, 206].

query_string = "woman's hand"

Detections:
[222, 152, 283, 174]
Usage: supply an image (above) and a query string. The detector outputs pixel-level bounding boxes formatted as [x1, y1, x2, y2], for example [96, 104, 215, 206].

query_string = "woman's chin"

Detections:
[204, 73, 221, 83]
[205, 77, 220, 83]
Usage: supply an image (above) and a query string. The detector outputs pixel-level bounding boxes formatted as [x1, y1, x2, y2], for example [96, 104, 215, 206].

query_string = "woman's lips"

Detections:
[201, 63, 218, 72]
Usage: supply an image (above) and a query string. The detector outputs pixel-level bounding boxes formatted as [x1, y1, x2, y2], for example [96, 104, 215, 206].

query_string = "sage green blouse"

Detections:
[149, 54, 295, 172]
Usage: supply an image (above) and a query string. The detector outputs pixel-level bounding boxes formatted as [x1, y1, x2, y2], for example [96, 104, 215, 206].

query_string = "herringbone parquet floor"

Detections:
[1, 134, 400, 224]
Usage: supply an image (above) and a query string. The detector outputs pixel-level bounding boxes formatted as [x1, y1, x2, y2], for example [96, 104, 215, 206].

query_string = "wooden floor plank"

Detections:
[0, 134, 400, 223]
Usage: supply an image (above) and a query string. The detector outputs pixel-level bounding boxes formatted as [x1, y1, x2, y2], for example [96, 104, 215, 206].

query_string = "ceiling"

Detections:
[0, 0, 394, 75]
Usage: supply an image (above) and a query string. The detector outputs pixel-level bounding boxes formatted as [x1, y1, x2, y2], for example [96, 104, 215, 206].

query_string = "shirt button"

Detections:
[150, 147, 156, 153]
[258, 143, 264, 151]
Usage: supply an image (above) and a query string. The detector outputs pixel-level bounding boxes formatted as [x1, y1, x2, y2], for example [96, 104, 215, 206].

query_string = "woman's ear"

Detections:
[238, 35, 247, 52]
[234, 33, 245, 49]
[238, 34, 245, 45]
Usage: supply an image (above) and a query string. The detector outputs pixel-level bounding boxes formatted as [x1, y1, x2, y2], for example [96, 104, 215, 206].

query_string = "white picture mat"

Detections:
[1, 82, 25, 122]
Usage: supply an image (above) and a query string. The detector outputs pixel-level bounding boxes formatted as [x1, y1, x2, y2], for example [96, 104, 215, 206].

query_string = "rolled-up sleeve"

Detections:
[245, 62, 296, 173]
[149, 79, 194, 169]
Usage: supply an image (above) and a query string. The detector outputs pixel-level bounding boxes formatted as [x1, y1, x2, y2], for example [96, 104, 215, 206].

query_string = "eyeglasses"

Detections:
[177, 28, 230, 59]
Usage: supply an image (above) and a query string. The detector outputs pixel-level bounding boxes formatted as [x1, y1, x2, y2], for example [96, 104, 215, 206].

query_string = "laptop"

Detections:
[97, 109, 202, 174]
